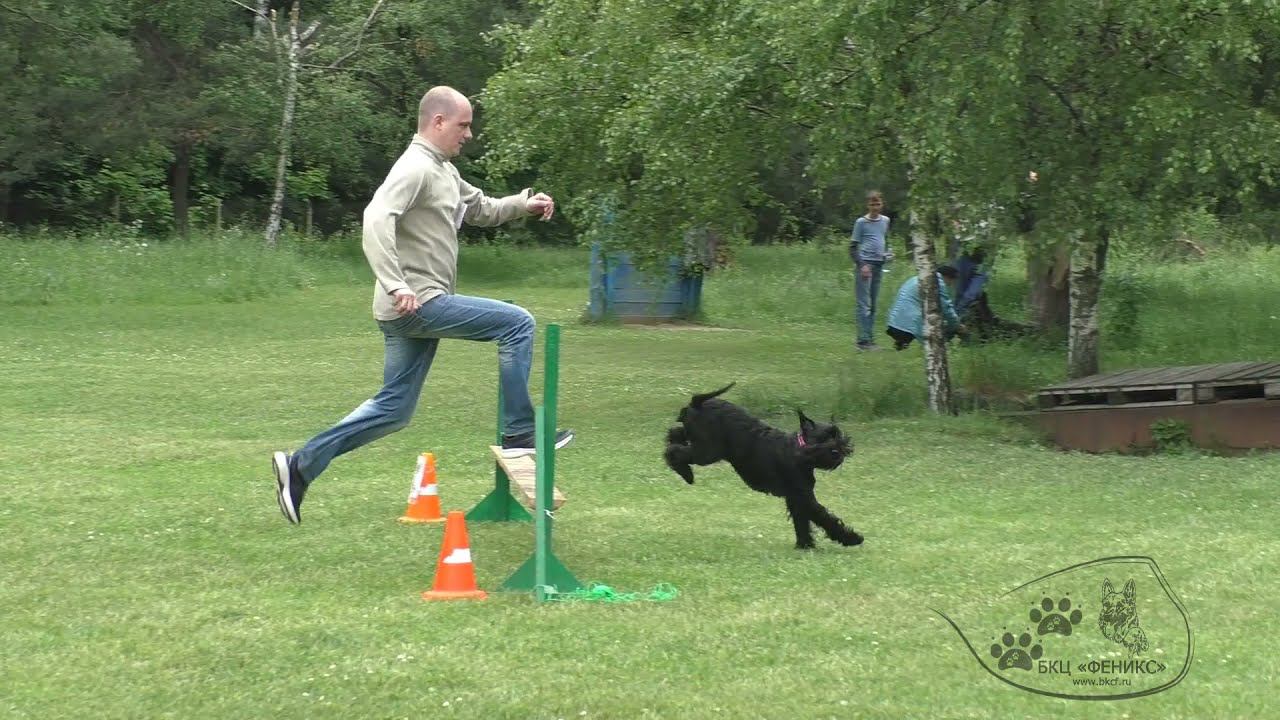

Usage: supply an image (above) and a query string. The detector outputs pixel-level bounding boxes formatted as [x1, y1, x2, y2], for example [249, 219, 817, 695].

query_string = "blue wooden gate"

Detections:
[587, 243, 703, 322]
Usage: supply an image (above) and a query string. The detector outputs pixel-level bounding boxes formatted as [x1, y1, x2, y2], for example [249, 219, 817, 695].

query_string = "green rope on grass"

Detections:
[536, 582, 679, 603]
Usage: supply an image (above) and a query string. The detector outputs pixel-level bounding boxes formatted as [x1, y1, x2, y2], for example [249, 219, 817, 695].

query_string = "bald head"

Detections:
[418, 87, 469, 130]
[417, 86, 474, 157]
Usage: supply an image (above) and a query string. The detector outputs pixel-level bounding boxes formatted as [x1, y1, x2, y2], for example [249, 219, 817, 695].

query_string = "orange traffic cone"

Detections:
[422, 511, 487, 601]
[398, 452, 445, 524]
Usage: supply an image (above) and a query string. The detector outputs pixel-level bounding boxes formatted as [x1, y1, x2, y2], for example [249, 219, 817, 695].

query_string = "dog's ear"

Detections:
[1102, 578, 1114, 596]
[796, 409, 816, 433]
[1123, 579, 1136, 600]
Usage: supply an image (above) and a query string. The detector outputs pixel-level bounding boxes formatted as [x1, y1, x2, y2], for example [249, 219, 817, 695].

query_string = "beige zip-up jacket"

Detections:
[362, 135, 532, 320]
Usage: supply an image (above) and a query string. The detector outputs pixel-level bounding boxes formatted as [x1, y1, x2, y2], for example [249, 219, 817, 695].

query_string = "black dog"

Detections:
[663, 383, 864, 550]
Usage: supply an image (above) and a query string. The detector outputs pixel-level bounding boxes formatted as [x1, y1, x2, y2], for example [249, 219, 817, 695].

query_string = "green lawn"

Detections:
[1, 247, 1276, 719]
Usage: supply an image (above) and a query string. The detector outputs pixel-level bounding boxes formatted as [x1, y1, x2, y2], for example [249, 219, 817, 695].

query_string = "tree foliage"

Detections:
[4, 0, 1279, 274]
[0, 0, 526, 233]
[479, 0, 1280, 378]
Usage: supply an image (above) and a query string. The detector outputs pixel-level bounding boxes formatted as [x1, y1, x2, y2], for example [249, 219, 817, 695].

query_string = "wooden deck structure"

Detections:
[1037, 361, 1280, 409]
[1027, 361, 1280, 452]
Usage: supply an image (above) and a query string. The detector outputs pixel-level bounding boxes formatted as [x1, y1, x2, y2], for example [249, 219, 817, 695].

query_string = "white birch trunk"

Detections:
[253, 0, 270, 39]
[1067, 230, 1106, 379]
[909, 207, 955, 415]
[264, 1, 301, 247]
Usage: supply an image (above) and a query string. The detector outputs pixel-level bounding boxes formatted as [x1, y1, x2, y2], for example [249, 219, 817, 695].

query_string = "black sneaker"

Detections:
[272, 451, 306, 524]
[500, 429, 575, 458]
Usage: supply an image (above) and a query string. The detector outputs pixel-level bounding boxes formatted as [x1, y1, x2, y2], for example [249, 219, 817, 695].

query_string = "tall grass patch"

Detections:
[0, 226, 363, 306]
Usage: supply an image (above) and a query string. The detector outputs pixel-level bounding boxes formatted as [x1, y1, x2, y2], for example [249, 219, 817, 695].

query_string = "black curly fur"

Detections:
[663, 383, 864, 550]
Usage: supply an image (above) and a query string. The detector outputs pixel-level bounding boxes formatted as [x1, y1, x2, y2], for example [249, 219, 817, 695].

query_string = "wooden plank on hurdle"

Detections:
[488, 446, 566, 511]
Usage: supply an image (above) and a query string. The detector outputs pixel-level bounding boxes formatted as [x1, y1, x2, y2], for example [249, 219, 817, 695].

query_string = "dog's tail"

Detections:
[690, 382, 735, 408]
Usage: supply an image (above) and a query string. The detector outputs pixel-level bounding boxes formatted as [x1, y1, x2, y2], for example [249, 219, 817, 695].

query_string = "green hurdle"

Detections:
[464, 322, 581, 597]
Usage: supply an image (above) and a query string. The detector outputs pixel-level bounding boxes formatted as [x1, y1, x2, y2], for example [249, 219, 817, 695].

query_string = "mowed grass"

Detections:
[0, 236, 1277, 719]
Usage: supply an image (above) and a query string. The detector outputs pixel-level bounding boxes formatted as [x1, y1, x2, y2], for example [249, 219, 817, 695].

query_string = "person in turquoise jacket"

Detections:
[885, 265, 968, 350]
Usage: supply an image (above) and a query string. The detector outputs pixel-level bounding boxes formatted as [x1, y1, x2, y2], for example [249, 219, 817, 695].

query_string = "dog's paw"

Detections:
[795, 539, 816, 550]
[840, 532, 864, 547]
[663, 449, 694, 483]
[668, 464, 694, 484]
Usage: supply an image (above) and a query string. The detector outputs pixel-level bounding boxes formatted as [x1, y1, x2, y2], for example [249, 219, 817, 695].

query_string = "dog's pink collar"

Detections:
[796, 433, 807, 447]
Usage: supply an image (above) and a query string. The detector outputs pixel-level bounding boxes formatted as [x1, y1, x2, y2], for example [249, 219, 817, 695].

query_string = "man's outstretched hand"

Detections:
[525, 191, 555, 221]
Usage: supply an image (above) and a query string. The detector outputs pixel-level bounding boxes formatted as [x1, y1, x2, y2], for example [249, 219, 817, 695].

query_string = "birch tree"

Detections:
[909, 206, 955, 414]
[991, 0, 1280, 377]
[234, 0, 385, 246]
[262, 1, 310, 247]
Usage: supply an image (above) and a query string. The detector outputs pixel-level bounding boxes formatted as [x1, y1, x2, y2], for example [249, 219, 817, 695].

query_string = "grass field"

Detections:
[1, 234, 1277, 718]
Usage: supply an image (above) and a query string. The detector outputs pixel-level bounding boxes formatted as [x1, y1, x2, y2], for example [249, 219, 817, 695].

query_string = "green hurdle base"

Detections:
[465, 471, 529, 520]
[500, 550, 581, 593]
[500, 406, 582, 596]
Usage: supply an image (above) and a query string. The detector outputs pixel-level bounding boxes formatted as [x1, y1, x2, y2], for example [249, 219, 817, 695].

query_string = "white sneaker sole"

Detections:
[500, 433, 574, 458]
[272, 451, 300, 524]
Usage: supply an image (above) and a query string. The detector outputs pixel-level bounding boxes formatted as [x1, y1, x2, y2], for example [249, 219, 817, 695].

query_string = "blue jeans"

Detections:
[854, 260, 884, 345]
[292, 294, 536, 485]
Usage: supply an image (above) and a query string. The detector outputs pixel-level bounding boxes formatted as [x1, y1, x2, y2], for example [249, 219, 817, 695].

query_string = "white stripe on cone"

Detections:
[421, 484, 439, 496]
[442, 548, 472, 565]
[408, 456, 426, 500]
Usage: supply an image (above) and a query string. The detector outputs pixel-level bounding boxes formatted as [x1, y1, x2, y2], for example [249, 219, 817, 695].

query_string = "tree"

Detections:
[260, 0, 314, 246]
[0, 1, 145, 224]
[907, 206, 956, 413]
[481, 0, 814, 265]
[483, 0, 1280, 388]
[226, 0, 530, 244]
[122, 0, 258, 235]
[252, 0, 391, 246]
[2, 0, 533, 235]
[990, 0, 1280, 376]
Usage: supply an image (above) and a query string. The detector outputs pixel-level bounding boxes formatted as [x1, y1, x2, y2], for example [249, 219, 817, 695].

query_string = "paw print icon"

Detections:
[990, 632, 1043, 671]
[1031, 597, 1084, 637]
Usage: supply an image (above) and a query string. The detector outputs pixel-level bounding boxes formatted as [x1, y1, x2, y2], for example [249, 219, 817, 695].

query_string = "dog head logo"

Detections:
[796, 409, 853, 470]
[1098, 578, 1150, 656]
[934, 556, 1192, 700]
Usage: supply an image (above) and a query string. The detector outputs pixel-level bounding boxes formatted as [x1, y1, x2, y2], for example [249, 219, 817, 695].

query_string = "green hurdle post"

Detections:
[466, 304, 533, 523]
[534, 406, 553, 600]
[501, 324, 581, 595]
